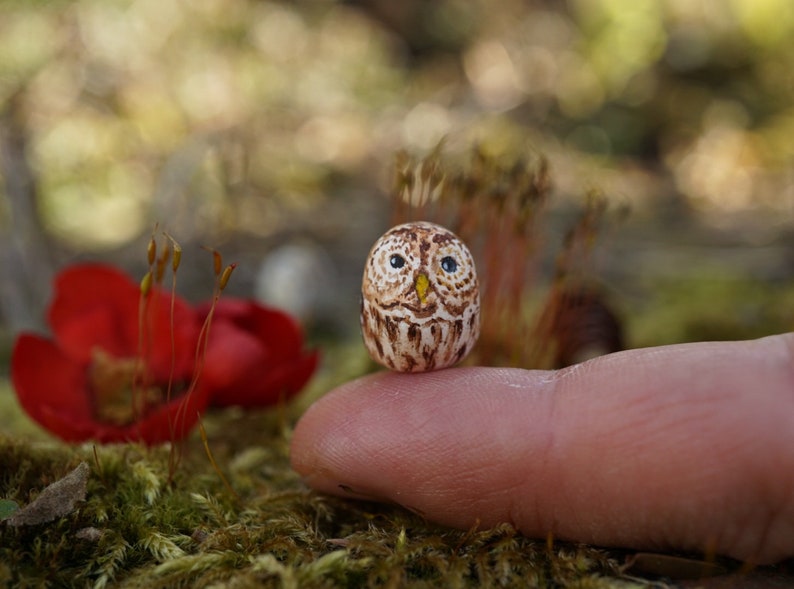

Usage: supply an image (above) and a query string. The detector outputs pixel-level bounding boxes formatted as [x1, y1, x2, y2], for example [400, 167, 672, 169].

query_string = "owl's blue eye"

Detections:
[441, 256, 457, 273]
[390, 254, 405, 269]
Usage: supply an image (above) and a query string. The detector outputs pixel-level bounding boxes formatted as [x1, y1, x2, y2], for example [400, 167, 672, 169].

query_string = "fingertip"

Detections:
[289, 366, 558, 524]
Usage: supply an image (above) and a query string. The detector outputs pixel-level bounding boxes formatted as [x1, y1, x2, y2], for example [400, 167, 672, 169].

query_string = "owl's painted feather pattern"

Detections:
[361, 221, 480, 372]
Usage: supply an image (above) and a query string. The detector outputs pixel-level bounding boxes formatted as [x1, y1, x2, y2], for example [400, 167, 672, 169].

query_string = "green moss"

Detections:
[0, 410, 644, 589]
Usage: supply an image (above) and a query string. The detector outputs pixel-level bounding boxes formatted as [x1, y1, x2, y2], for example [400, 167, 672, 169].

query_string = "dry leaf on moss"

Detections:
[5, 462, 89, 527]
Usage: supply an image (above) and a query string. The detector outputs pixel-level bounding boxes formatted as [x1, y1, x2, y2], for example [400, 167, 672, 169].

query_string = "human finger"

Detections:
[290, 334, 794, 564]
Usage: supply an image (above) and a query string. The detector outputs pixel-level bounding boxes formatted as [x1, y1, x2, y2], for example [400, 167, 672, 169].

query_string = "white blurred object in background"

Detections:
[255, 241, 340, 327]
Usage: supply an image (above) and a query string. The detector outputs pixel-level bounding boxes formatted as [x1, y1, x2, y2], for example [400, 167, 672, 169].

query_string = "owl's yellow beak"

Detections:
[415, 273, 430, 305]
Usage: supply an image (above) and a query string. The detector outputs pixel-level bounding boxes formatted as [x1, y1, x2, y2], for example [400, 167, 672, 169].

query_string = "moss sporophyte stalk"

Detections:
[390, 148, 624, 370]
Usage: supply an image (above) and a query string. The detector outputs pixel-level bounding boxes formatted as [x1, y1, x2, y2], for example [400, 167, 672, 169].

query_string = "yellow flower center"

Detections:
[88, 348, 164, 425]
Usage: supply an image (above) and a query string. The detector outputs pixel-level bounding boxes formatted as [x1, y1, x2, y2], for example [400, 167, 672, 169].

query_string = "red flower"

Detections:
[198, 298, 319, 408]
[11, 263, 320, 444]
[11, 264, 211, 444]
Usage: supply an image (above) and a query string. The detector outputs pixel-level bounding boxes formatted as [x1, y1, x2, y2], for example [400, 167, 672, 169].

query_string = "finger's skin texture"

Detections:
[291, 334, 794, 564]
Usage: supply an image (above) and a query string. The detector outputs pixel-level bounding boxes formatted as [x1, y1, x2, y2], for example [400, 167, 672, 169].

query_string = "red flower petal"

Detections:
[48, 263, 198, 378]
[200, 298, 305, 365]
[11, 334, 94, 438]
[237, 348, 319, 408]
[34, 385, 212, 444]
[200, 320, 267, 399]
[129, 381, 212, 444]
[48, 264, 139, 361]
[11, 333, 211, 445]
[197, 298, 318, 408]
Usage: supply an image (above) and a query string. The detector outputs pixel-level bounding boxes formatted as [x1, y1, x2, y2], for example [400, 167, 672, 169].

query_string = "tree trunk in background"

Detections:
[0, 91, 54, 332]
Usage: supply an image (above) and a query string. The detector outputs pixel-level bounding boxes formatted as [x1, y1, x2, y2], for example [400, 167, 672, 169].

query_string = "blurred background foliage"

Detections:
[1, 0, 793, 356]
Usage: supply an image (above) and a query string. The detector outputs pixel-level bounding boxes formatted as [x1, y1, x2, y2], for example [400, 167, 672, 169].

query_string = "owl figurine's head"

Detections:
[360, 221, 480, 372]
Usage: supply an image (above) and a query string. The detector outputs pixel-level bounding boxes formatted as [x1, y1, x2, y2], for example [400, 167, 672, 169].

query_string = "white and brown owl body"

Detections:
[360, 221, 480, 372]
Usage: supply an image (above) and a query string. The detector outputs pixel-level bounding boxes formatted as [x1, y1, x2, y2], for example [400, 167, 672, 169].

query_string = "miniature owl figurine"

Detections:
[360, 221, 480, 372]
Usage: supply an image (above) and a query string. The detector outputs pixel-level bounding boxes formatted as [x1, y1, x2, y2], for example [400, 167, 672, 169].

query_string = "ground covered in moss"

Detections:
[1, 410, 640, 589]
[3, 423, 794, 589]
